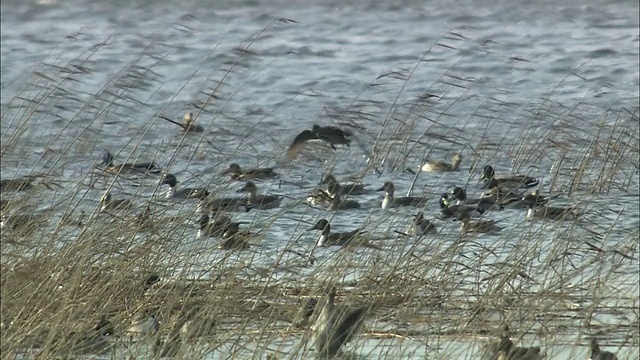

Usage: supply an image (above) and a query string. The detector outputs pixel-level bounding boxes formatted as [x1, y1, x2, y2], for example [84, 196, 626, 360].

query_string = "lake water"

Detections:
[1, 0, 638, 359]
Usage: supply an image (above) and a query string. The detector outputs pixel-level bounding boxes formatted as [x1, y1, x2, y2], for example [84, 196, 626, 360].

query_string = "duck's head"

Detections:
[223, 222, 241, 237]
[101, 150, 115, 166]
[183, 112, 194, 123]
[521, 193, 539, 208]
[101, 192, 112, 204]
[450, 186, 467, 201]
[143, 274, 161, 290]
[161, 174, 178, 188]
[308, 218, 330, 232]
[376, 181, 394, 193]
[223, 163, 242, 175]
[439, 193, 450, 209]
[198, 214, 210, 230]
[452, 153, 463, 163]
[237, 181, 257, 193]
[481, 165, 495, 180]
[322, 284, 337, 302]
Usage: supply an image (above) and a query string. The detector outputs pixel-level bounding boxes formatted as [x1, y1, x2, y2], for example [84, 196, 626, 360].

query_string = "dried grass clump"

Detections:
[1, 21, 638, 360]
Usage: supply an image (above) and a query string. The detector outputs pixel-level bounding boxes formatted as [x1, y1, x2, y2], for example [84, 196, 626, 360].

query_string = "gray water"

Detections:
[1, 0, 639, 359]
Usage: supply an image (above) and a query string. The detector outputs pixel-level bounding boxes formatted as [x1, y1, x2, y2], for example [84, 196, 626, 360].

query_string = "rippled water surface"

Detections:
[1, 0, 639, 358]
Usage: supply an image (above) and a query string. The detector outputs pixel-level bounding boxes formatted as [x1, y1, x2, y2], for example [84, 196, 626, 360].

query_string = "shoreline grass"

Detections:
[1, 18, 638, 360]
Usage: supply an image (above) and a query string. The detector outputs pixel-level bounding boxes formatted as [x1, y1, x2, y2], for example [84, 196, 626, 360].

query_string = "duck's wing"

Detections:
[287, 130, 318, 160]
[495, 175, 539, 189]
[342, 183, 370, 195]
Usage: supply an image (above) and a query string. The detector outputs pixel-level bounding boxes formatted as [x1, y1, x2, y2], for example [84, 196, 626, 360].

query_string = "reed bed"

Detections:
[1, 19, 639, 360]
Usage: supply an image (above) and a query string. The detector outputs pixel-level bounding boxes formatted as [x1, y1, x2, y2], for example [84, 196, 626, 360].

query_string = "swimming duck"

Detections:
[1, 177, 34, 192]
[481, 165, 539, 190]
[450, 186, 506, 210]
[222, 163, 278, 180]
[307, 187, 336, 207]
[590, 339, 618, 360]
[286, 124, 353, 160]
[307, 219, 380, 249]
[522, 191, 577, 221]
[219, 222, 256, 250]
[197, 213, 240, 238]
[101, 150, 161, 175]
[477, 186, 527, 209]
[457, 211, 501, 234]
[161, 174, 210, 200]
[376, 182, 427, 209]
[438, 193, 486, 219]
[484, 325, 545, 360]
[181, 112, 204, 133]
[328, 184, 361, 211]
[237, 181, 281, 209]
[197, 194, 250, 214]
[420, 153, 462, 172]
[321, 174, 369, 195]
[409, 212, 437, 236]
[312, 286, 368, 358]
[100, 192, 133, 212]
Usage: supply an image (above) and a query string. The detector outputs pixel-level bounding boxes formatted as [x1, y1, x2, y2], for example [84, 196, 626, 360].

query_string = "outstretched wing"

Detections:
[287, 130, 318, 160]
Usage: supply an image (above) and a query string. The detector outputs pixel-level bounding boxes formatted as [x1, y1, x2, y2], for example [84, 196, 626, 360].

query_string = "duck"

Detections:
[100, 192, 133, 212]
[181, 112, 204, 133]
[127, 205, 153, 231]
[522, 191, 577, 221]
[328, 184, 361, 211]
[457, 211, 501, 234]
[197, 194, 250, 214]
[321, 174, 369, 195]
[286, 124, 353, 160]
[126, 309, 160, 341]
[180, 307, 217, 339]
[219, 222, 259, 250]
[481, 165, 539, 190]
[237, 181, 281, 209]
[590, 339, 618, 360]
[179, 307, 217, 339]
[420, 153, 462, 172]
[222, 163, 278, 180]
[307, 219, 380, 249]
[312, 286, 368, 358]
[292, 297, 319, 328]
[307, 188, 336, 207]
[68, 315, 114, 355]
[1, 177, 34, 192]
[161, 174, 210, 200]
[449, 186, 506, 211]
[409, 212, 437, 236]
[438, 193, 486, 219]
[197, 213, 241, 238]
[376, 182, 427, 209]
[484, 325, 545, 360]
[1, 210, 49, 237]
[100, 150, 161, 175]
